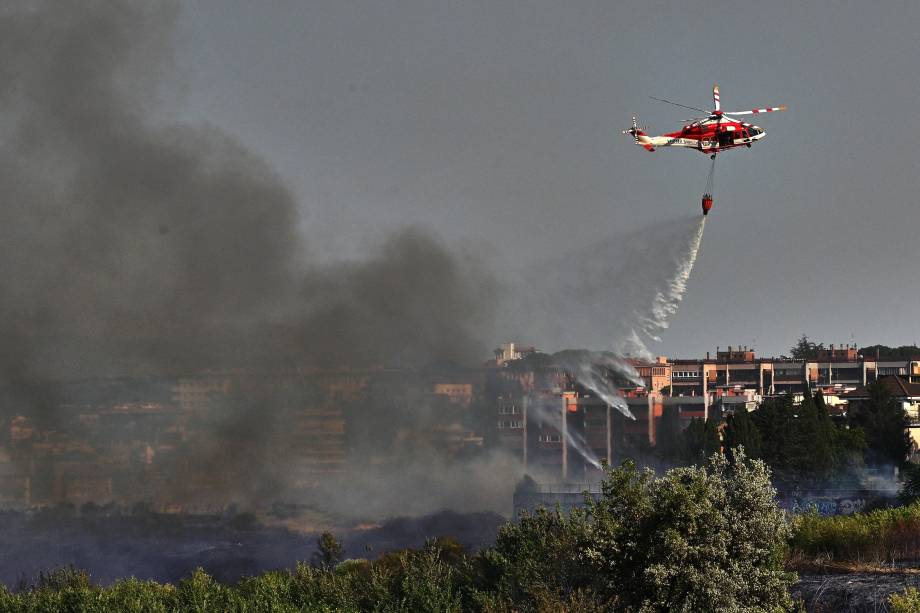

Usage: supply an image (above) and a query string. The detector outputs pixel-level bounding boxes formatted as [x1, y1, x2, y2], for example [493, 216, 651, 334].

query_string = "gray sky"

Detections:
[173, 1, 920, 359]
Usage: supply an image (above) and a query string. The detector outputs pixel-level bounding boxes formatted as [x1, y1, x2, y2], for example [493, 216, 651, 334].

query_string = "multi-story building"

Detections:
[632, 344, 919, 400]
[488, 343, 920, 480]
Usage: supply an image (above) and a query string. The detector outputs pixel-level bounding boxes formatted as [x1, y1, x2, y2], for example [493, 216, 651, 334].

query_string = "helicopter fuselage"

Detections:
[639, 116, 766, 155]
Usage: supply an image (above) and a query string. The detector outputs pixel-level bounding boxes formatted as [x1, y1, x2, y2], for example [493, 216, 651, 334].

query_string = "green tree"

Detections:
[751, 395, 788, 468]
[789, 334, 824, 360]
[789, 391, 837, 478]
[654, 405, 686, 464]
[584, 452, 793, 611]
[311, 532, 344, 570]
[723, 408, 762, 461]
[790, 334, 824, 360]
[683, 417, 720, 465]
[752, 391, 861, 483]
[480, 455, 794, 612]
[848, 380, 910, 466]
[899, 463, 920, 504]
[860, 345, 920, 361]
[479, 504, 597, 610]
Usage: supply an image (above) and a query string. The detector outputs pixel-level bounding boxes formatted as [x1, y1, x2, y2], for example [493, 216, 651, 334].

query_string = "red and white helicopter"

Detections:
[624, 84, 786, 159]
[625, 84, 786, 214]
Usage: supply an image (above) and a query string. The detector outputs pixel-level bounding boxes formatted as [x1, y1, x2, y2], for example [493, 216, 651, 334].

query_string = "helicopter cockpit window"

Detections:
[748, 126, 761, 136]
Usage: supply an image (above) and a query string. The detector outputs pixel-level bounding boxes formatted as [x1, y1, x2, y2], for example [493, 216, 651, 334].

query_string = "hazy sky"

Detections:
[172, 1, 920, 359]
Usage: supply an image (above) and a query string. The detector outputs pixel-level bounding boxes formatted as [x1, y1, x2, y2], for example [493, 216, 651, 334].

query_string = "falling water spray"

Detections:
[634, 215, 707, 348]
[527, 392, 602, 469]
[507, 214, 709, 438]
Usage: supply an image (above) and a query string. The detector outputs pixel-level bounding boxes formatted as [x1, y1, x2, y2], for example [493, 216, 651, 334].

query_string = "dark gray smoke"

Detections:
[0, 1, 496, 424]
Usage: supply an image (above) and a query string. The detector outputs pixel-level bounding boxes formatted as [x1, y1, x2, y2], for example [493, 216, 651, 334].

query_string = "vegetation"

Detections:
[790, 334, 825, 360]
[656, 387, 898, 486]
[789, 336, 920, 361]
[789, 501, 920, 564]
[722, 406, 762, 462]
[682, 416, 721, 465]
[847, 380, 910, 466]
[311, 532, 344, 570]
[891, 587, 920, 613]
[860, 344, 920, 361]
[0, 453, 795, 612]
[900, 463, 920, 505]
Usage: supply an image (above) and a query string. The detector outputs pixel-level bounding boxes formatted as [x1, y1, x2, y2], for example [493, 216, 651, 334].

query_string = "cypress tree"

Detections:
[848, 380, 910, 467]
[684, 417, 721, 465]
[723, 407, 762, 462]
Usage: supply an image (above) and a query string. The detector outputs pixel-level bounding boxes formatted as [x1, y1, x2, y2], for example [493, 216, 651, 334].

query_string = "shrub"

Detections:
[891, 587, 920, 613]
[173, 568, 236, 612]
[789, 501, 920, 563]
[584, 450, 794, 612]
[477, 450, 794, 612]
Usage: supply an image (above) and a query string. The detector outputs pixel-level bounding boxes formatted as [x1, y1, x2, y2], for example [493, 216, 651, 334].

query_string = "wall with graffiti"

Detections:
[776, 490, 896, 516]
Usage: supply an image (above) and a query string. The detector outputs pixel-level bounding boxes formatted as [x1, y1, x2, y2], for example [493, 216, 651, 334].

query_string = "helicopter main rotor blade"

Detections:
[648, 96, 709, 114]
[722, 105, 787, 116]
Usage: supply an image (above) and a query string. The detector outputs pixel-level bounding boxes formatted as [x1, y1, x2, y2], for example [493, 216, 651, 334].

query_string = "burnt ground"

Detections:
[0, 509, 504, 588]
[793, 572, 920, 612]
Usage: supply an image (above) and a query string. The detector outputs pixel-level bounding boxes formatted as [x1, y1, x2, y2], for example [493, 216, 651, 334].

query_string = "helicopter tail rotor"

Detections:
[622, 116, 656, 151]
[621, 116, 644, 142]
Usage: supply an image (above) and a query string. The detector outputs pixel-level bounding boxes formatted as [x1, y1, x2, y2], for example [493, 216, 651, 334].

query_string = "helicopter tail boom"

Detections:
[623, 116, 657, 152]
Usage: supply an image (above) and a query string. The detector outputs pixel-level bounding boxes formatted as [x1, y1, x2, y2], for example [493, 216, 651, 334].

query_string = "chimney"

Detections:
[706, 351, 710, 360]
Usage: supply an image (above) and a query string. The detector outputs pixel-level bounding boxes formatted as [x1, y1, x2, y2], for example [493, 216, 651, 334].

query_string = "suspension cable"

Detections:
[704, 156, 716, 196]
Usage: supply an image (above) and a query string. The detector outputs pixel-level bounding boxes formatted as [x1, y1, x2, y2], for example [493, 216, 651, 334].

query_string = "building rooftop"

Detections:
[845, 375, 920, 399]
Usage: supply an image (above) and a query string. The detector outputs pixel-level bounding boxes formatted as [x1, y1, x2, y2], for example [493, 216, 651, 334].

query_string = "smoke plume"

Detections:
[0, 1, 496, 422]
[0, 1, 711, 521]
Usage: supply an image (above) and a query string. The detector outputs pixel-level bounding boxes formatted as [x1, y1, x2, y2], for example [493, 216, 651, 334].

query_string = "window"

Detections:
[538, 434, 562, 443]
[498, 420, 523, 429]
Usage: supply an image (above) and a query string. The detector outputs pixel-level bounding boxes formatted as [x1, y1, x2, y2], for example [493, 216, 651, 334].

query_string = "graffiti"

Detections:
[777, 496, 869, 516]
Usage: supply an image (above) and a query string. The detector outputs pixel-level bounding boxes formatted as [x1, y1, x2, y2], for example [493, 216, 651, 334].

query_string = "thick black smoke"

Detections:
[0, 1, 496, 424]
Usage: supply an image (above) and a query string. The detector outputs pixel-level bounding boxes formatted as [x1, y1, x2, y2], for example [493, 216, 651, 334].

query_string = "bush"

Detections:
[477, 450, 794, 612]
[174, 568, 236, 612]
[891, 587, 920, 613]
[789, 501, 920, 563]
[584, 450, 794, 612]
[477, 504, 598, 610]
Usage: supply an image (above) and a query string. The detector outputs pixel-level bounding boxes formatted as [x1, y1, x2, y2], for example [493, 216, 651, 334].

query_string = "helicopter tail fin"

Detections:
[624, 116, 656, 152]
